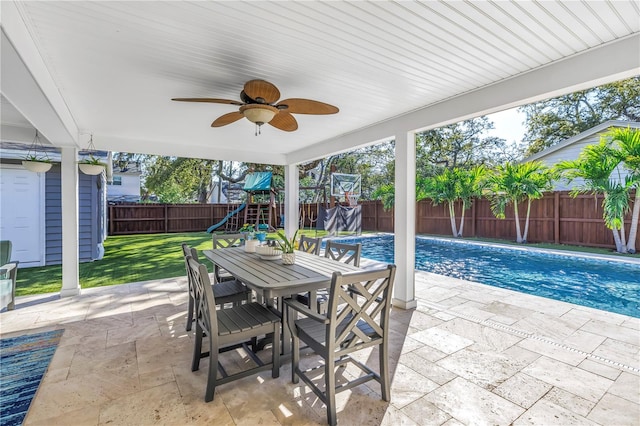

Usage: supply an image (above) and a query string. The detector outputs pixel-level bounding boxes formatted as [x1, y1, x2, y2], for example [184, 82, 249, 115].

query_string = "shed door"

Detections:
[0, 165, 45, 267]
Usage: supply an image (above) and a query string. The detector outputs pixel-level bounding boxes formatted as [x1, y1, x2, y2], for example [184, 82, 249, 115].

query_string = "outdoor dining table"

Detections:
[202, 246, 363, 355]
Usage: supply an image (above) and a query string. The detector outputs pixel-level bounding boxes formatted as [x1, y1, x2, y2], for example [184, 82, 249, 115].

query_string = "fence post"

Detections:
[471, 198, 477, 237]
[554, 192, 560, 244]
[164, 204, 169, 233]
[375, 201, 379, 232]
[109, 205, 113, 236]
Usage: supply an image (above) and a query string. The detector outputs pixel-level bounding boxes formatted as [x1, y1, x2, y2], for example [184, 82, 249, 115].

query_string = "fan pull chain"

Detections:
[255, 123, 262, 136]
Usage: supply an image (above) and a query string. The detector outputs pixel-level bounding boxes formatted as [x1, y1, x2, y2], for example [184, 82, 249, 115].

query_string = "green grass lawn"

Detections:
[17, 230, 634, 297]
[16, 229, 330, 297]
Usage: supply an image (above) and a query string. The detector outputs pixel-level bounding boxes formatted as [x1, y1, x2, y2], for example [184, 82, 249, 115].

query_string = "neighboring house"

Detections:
[107, 161, 142, 203]
[0, 142, 107, 267]
[523, 120, 640, 190]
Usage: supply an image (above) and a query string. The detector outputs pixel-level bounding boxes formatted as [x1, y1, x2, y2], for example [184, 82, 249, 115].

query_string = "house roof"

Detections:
[1, 1, 638, 165]
[524, 120, 640, 162]
[112, 161, 142, 175]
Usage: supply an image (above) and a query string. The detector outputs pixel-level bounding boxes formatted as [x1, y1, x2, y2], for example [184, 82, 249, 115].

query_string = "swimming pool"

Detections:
[334, 235, 640, 318]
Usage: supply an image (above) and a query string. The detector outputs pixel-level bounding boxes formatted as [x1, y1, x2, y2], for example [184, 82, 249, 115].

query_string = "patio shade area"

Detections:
[2, 266, 638, 425]
[2, 1, 639, 307]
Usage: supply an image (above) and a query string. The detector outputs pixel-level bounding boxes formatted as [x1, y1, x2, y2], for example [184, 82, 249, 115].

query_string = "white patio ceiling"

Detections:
[1, 1, 639, 166]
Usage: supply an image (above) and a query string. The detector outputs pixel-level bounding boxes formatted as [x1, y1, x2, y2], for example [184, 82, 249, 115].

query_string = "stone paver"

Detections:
[1, 269, 638, 426]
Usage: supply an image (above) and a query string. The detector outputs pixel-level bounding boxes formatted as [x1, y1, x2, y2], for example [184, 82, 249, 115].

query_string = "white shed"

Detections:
[523, 120, 640, 190]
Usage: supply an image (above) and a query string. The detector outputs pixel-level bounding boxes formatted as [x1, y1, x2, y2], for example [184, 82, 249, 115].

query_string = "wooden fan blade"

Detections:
[243, 80, 280, 104]
[275, 98, 338, 115]
[172, 98, 243, 105]
[268, 112, 298, 132]
[212, 112, 244, 127]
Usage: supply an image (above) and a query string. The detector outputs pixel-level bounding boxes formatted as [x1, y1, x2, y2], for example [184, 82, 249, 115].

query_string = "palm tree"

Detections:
[485, 161, 554, 243]
[372, 184, 395, 211]
[609, 127, 640, 253]
[556, 139, 629, 253]
[418, 167, 485, 237]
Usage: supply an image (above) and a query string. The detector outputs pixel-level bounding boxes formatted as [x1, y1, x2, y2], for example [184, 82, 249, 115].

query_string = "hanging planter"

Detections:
[22, 159, 52, 173]
[78, 162, 105, 175]
[78, 134, 106, 175]
[22, 130, 52, 173]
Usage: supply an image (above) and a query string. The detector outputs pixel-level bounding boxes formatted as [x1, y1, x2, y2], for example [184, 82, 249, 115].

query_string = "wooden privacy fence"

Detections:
[369, 190, 636, 249]
[108, 203, 230, 235]
[109, 191, 638, 249]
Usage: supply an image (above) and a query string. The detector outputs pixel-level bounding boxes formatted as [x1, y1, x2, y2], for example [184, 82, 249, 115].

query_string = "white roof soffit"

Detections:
[288, 34, 640, 164]
[1, 1, 639, 165]
[1, 3, 78, 147]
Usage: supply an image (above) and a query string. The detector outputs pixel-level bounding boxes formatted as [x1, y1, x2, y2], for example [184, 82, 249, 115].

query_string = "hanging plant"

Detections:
[22, 130, 53, 173]
[78, 134, 106, 175]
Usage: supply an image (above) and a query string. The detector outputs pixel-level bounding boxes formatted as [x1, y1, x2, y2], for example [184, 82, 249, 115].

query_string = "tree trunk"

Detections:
[513, 199, 523, 243]
[458, 207, 465, 237]
[612, 228, 626, 253]
[522, 198, 532, 244]
[448, 202, 458, 237]
[619, 219, 627, 251]
[626, 191, 640, 254]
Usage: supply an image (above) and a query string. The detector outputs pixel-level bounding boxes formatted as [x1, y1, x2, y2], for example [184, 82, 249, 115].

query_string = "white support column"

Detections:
[393, 130, 417, 309]
[60, 146, 81, 297]
[284, 164, 299, 237]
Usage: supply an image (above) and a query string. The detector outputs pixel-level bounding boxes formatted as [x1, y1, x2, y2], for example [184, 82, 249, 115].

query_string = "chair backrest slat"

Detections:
[182, 243, 201, 289]
[187, 256, 219, 339]
[212, 233, 244, 249]
[299, 235, 322, 255]
[326, 265, 396, 356]
[324, 240, 362, 267]
[211, 233, 243, 282]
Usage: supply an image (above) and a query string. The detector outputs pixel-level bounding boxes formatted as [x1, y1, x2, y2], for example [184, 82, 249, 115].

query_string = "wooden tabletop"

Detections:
[202, 247, 361, 299]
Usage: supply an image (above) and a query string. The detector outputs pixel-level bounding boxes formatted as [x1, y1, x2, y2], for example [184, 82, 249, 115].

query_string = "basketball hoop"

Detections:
[345, 191, 359, 206]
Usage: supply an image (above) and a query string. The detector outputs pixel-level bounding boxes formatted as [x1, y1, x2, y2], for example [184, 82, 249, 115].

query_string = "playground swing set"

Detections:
[207, 172, 362, 236]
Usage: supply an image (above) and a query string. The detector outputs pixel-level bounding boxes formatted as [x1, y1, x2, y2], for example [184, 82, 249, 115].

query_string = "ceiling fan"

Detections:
[172, 79, 339, 135]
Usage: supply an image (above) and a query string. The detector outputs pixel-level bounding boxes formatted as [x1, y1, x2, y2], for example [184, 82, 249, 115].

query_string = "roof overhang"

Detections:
[1, 1, 639, 165]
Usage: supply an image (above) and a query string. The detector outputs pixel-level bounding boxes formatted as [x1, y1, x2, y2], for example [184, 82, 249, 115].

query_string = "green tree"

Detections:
[415, 117, 517, 181]
[485, 161, 555, 243]
[371, 184, 395, 211]
[610, 127, 640, 253]
[302, 141, 395, 203]
[522, 76, 640, 155]
[143, 157, 258, 203]
[558, 127, 640, 253]
[555, 139, 630, 253]
[417, 166, 485, 237]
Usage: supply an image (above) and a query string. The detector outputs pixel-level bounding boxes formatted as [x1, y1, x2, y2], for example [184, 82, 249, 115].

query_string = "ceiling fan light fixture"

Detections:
[240, 104, 278, 125]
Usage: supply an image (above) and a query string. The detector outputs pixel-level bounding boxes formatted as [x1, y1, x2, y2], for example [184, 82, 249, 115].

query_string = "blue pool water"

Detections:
[334, 235, 640, 318]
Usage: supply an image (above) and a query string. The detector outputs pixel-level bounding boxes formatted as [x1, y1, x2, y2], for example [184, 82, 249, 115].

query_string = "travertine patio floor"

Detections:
[1, 266, 638, 425]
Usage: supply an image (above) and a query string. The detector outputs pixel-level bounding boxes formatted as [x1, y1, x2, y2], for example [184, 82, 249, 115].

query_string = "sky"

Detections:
[485, 107, 527, 145]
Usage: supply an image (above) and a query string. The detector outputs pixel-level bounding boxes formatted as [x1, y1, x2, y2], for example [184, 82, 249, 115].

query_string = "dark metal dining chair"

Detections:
[212, 233, 244, 282]
[187, 256, 280, 402]
[181, 243, 250, 331]
[284, 265, 397, 426]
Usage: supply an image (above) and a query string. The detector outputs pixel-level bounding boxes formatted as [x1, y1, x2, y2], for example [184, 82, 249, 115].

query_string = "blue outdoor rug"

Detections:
[0, 329, 64, 426]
